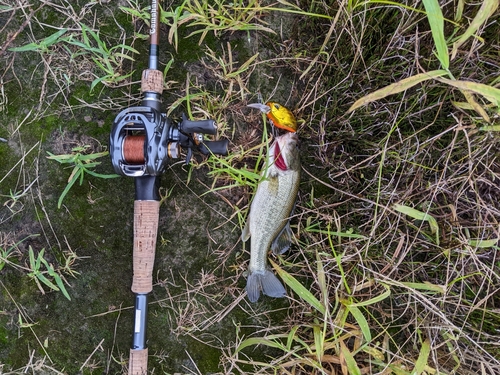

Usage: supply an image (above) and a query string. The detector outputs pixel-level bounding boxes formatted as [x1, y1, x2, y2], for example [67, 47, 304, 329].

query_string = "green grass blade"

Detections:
[36, 273, 59, 291]
[340, 340, 361, 375]
[346, 305, 371, 342]
[286, 326, 300, 350]
[422, 0, 449, 69]
[43, 28, 68, 46]
[350, 0, 423, 15]
[393, 203, 440, 245]
[236, 337, 284, 352]
[305, 227, 367, 239]
[9, 42, 41, 52]
[461, 90, 491, 123]
[455, 0, 465, 21]
[436, 77, 500, 107]
[479, 125, 500, 131]
[400, 281, 445, 293]
[54, 275, 71, 301]
[312, 322, 323, 362]
[57, 168, 81, 209]
[349, 283, 391, 307]
[468, 238, 499, 248]
[269, 259, 326, 315]
[348, 70, 448, 112]
[9, 28, 67, 52]
[85, 170, 120, 179]
[35, 248, 44, 270]
[451, 0, 498, 60]
[413, 339, 431, 374]
[28, 246, 36, 270]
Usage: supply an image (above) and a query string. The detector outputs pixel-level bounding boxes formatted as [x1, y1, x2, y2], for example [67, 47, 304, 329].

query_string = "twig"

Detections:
[0, 6, 39, 58]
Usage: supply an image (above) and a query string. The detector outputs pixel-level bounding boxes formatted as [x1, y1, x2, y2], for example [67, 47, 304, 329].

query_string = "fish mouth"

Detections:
[274, 141, 287, 171]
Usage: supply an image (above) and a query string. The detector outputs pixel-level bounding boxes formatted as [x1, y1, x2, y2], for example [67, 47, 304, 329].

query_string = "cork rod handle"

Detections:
[131, 200, 160, 294]
[129, 348, 148, 375]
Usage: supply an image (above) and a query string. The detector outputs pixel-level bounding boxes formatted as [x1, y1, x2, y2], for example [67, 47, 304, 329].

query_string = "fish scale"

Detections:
[248, 171, 299, 272]
[242, 132, 300, 302]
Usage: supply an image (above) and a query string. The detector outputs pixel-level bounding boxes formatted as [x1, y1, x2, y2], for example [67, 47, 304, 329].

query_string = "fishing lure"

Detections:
[248, 101, 297, 133]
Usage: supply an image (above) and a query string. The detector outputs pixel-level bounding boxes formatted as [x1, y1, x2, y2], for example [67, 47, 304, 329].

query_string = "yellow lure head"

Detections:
[247, 101, 298, 132]
[265, 102, 297, 133]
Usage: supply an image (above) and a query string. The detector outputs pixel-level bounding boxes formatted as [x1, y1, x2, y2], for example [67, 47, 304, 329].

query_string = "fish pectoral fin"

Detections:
[241, 217, 251, 242]
[268, 175, 279, 194]
[271, 222, 293, 255]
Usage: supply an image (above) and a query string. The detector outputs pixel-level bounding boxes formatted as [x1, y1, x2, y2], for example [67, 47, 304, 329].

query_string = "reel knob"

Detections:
[167, 142, 180, 159]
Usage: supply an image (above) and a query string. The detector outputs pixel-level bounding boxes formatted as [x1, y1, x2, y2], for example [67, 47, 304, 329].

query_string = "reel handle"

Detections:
[180, 115, 217, 135]
[198, 139, 229, 156]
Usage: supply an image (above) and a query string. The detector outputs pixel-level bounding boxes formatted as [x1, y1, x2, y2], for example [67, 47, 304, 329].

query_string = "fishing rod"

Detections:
[109, 1, 228, 373]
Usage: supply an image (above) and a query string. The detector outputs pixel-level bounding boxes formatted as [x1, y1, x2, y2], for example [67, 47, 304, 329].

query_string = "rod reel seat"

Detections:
[110, 107, 228, 177]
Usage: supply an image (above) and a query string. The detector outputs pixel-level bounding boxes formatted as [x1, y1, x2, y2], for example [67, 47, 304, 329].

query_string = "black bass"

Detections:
[242, 132, 300, 302]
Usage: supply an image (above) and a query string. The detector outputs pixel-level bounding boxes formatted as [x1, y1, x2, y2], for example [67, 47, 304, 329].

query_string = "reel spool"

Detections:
[110, 106, 228, 178]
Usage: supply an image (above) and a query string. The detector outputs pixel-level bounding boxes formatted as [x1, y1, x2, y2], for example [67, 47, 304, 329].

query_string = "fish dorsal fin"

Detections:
[271, 221, 293, 255]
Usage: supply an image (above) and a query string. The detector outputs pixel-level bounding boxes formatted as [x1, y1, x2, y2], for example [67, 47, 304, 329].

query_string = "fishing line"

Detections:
[122, 135, 146, 164]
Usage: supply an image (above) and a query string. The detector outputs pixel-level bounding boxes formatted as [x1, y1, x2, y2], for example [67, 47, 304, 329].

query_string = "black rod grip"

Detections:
[134, 176, 160, 201]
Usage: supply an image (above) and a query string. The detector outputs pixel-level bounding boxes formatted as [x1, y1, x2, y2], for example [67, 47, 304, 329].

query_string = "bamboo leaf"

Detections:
[422, 0, 449, 69]
[270, 259, 326, 315]
[348, 70, 448, 112]
[451, 0, 498, 60]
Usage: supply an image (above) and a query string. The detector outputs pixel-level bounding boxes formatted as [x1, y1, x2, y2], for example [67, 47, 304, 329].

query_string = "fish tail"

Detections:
[246, 270, 286, 302]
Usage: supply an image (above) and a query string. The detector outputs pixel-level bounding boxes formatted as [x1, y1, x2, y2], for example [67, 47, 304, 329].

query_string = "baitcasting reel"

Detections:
[110, 106, 229, 177]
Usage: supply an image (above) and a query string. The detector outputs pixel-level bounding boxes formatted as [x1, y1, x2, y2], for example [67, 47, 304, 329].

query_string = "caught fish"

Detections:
[242, 132, 300, 302]
[248, 102, 298, 133]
